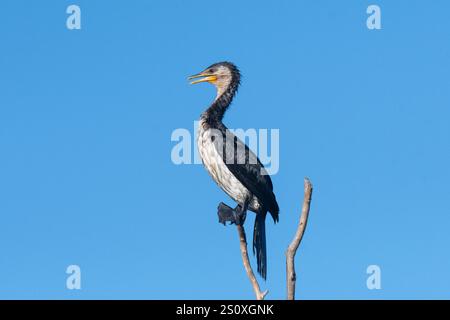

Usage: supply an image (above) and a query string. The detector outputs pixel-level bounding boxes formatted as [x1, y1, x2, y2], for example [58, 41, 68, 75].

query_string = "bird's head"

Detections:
[188, 62, 240, 96]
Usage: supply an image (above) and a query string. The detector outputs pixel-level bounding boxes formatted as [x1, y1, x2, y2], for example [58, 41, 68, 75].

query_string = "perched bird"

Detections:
[188, 62, 279, 279]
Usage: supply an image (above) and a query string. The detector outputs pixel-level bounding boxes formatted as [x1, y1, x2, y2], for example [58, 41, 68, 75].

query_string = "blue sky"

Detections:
[0, 0, 449, 299]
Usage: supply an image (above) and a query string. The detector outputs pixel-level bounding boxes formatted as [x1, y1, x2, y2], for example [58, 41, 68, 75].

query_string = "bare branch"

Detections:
[236, 225, 268, 300]
[286, 178, 313, 300]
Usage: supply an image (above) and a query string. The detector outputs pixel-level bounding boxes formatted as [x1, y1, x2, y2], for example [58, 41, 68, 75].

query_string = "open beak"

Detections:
[188, 72, 217, 85]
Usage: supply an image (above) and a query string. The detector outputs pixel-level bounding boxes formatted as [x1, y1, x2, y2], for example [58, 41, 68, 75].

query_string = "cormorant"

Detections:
[188, 62, 279, 279]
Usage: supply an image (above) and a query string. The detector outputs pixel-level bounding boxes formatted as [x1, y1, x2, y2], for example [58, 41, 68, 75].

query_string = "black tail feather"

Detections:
[253, 212, 267, 280]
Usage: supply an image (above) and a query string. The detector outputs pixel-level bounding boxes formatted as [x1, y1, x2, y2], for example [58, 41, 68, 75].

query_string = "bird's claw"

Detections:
[217, 202, 235, 225]
[217, 202, 247, 226]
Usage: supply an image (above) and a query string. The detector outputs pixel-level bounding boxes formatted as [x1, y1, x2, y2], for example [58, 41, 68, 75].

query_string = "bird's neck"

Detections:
[202, 78, 239, 126]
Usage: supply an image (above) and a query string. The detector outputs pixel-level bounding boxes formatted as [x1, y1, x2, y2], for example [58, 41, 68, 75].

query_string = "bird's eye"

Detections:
[209, 68, 216, 73]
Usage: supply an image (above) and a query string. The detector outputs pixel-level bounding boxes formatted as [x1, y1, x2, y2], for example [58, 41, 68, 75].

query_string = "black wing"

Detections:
[214, 127, 279, 221]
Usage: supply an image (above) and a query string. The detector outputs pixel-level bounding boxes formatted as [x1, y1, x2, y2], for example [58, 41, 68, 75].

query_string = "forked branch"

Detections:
[236, 178, 312, 300]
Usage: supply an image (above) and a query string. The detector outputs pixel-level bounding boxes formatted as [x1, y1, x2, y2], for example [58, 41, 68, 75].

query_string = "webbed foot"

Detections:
[217, 202, 247, 226]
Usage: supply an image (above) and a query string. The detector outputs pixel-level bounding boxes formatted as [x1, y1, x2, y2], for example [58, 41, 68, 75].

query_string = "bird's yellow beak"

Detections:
[188, 72, 217, 85]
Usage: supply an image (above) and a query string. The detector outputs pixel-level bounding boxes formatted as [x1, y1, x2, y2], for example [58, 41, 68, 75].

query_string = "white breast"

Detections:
[197, 119, 260, 211]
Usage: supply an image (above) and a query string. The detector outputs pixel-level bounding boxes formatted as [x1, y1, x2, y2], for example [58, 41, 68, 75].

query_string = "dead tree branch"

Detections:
[237, 225, 268, 300]
[235, 178, 312, 300]
[286, 178, 313, 300]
